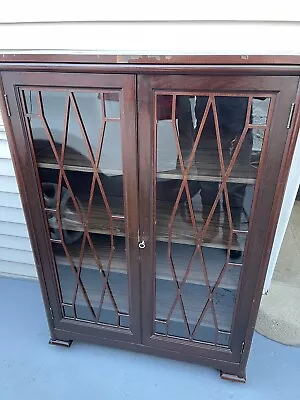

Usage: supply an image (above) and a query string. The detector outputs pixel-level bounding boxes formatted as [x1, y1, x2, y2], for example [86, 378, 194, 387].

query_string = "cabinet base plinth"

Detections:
[220, 371, 246, 383]
[49, 338, 73, 347]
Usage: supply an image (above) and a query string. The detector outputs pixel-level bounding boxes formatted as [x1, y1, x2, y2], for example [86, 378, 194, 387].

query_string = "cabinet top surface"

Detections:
[0, 54, 300, 66]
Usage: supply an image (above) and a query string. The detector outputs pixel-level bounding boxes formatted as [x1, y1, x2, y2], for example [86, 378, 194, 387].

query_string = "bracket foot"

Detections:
[49, 338, 73, 347]
[220, 371, 246, 383]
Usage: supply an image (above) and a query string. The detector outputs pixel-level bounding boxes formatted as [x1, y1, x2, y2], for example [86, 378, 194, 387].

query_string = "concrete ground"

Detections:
[1, 277, 300, 400]
[256, 200, 300, 345]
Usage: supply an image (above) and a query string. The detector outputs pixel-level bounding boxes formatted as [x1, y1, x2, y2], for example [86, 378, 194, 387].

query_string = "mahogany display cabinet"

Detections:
[1, 55, 300, 383]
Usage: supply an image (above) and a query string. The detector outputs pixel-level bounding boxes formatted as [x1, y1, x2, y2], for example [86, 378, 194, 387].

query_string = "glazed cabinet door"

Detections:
[138, 74, 299, 362]
[1, 72, 141, 343]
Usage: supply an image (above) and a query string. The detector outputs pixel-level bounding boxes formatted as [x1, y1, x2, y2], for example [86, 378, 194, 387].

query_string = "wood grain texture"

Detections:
[36, 146, 258, 183]
[44, 193, 246, 250]
[1, 62, 300, 76]
[0, 54, 300, 65]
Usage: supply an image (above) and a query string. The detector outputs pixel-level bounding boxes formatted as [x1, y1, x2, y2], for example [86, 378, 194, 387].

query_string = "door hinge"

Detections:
[49, 307, 54, 320]
[241, 341, 245, 354]
[3, 94, 11, 117]
[286, 102, 296, 129]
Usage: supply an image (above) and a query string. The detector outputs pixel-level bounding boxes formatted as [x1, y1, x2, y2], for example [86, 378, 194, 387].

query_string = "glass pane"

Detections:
[104, 92, 120, 118]
[52, 231, 128, 325]
[252, 97, 270, 125]
[193, 305, 217, 343]
[63, 305, 74, 318]
[154, 93, 272, 346]
[156, 320, 166, 335]
[24, 90, 38, 115]
[119, 314, 130, 328]
[21, 88, 129, 329]
[23, 89, 122, 175]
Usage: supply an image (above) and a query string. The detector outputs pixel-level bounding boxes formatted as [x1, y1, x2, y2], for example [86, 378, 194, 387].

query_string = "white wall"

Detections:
[0, 1, 299, 22]
[0, 112, 37, 279]
[0, 22, 300, 55]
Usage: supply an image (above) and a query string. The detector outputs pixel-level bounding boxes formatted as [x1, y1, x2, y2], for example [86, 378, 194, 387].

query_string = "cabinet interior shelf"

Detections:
[54, 234, 241, 290]
[38, 161, 121, 175]
[156, 156, 257, 184]
[46, 192, 248, 251]
[35, 143, 257, 184]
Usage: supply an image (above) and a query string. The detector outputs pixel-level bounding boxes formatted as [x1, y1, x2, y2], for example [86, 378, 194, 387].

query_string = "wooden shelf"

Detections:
[36, 143, 93, 171]
[57, 262, 235, 332]
[35, 141, 257, 184]
[38, 161, 122, 175]
[54, 234, 241, 290]
[157, 160, 257, 184]
[46, 193, 248, 251]
[156, 147, 258, 184]
[46, 195, 125, 237]
[155, 200, 248, 250]
[35, 142, 122, 175]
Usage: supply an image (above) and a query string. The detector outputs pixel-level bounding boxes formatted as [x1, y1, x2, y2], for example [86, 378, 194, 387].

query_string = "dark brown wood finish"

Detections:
[1, 53, 300, 77]
[1, 54, 300, 65]
[1, 62, 300, 76]
[138, 74, 299, 370]
[1, 71, 141, 343]
[1, 55, 300, 382]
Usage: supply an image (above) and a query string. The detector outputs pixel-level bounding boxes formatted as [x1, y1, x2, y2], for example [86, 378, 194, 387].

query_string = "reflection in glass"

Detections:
[104, 92, 120, 118]
[23, 89, 122, 174]
[154, 93, 271, 346]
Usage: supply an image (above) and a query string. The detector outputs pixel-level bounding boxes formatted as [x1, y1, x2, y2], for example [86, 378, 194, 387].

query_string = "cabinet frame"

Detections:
[0, 55, 300, 382]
